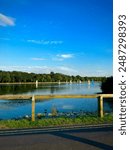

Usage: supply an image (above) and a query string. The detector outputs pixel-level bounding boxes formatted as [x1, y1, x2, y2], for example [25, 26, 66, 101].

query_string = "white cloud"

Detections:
[0, 65, 112, 76]
[31, 58, 46, 61]
[58, 54, 73, 59]
[0, 65, 78, 75]
[57, 66, 77, 73]
[0, 13, 15, 27]
[27, 40, 63, 45]
[54, 54, 74, 61]
[0, 66, 49, 74]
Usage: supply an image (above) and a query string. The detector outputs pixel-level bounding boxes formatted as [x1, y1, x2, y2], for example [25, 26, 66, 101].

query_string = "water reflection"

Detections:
[103, 98, 113, 113]
[0, 82, 113, 120]
[0, 84, 36, 95]
[0, 82, 101, 95]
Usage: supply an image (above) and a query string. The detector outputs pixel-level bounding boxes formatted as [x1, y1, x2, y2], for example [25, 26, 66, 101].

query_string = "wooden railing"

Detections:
[0, 94, 113, 121]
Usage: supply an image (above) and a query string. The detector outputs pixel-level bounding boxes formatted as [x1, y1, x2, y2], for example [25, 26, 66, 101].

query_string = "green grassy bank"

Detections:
[0, 114, 113, 129]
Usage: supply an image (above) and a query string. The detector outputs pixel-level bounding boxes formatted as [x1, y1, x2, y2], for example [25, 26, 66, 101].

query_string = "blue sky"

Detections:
[0, 0, 113, 76]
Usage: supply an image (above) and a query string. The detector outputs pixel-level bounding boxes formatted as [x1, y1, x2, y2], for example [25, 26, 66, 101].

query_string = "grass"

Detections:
[0, 114, 113, 129]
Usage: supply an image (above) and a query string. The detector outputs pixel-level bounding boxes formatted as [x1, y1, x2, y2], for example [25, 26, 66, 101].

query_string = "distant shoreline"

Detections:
[0, 82, 66, 85]
[0, 81, 101, 85]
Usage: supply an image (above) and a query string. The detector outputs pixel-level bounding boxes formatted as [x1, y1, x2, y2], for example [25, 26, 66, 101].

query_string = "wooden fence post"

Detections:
[32, 95, 35, 121]
[98, 96, 104, 118]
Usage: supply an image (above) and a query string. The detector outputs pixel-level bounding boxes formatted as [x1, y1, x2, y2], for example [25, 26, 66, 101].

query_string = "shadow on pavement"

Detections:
[0, 126, 113, 150]
[52, 132, 113, 150]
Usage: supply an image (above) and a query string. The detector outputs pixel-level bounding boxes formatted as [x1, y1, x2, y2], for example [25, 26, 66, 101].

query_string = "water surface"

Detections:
[0, 82, 113, 119]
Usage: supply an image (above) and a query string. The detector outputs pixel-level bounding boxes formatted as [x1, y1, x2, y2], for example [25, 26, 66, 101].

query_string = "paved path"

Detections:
[0, 125, 113, 150]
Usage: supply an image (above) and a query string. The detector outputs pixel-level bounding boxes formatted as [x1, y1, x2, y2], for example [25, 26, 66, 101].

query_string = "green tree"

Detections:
[101, 76, 113, 93]
[1, 72, 11, 82]
[50, 71, 55, 82]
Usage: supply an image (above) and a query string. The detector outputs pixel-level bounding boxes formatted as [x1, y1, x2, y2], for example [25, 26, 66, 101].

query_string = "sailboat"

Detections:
[58, 80, 61, 85]
[69, 80, 72, 84]
[36, 80, 38, 88]
[79, 80, 82, 84]
[87, 80, 91, 85]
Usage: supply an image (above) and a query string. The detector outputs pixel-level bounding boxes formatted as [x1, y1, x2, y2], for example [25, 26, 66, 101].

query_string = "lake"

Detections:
[0, 82, 113, 120]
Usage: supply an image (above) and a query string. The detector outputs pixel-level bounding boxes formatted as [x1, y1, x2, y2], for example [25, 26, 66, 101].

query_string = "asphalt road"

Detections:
[0, 125, 113, 150]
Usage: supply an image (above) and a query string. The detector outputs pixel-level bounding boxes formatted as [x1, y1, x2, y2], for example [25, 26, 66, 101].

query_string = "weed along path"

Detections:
[0, 125, 113, 150]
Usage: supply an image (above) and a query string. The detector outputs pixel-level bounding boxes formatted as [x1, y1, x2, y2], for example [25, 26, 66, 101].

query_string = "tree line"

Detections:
[0, 70, 107, 83]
